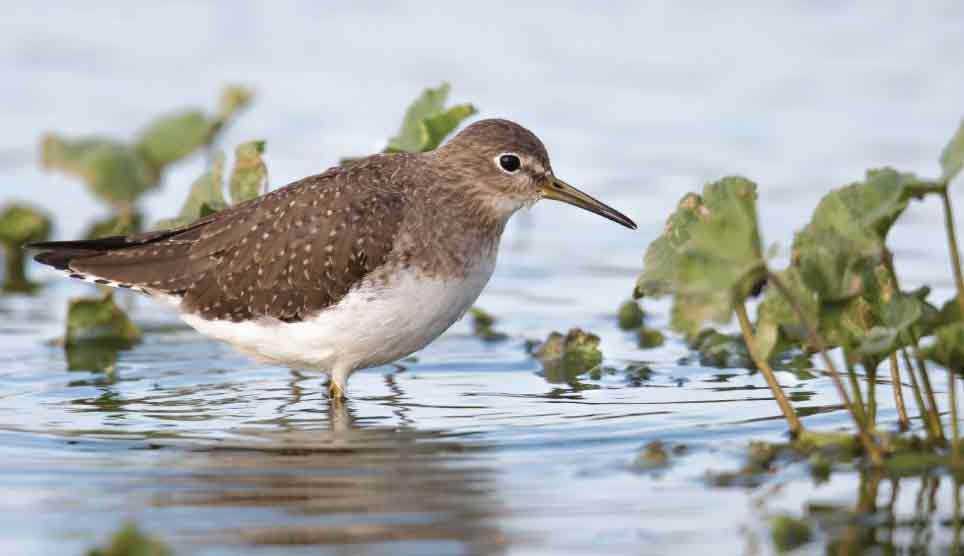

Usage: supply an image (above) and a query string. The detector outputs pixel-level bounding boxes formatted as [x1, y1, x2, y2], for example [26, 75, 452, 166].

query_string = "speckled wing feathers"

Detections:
[34, 163, 407, 323]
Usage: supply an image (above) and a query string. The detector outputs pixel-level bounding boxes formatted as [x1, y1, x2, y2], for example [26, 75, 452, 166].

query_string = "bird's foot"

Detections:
[328, 380, 346, 402]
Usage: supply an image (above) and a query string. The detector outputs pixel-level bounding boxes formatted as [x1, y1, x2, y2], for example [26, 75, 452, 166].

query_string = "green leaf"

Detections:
[135, 110, 214, 170]
[791, 168, 924, 305]
[228, 140, 268, 204]
[637, 327, 666, 348]
[924, 321, 964, 371]
[941, 117, 964, 183]
[0, 203, 51, 293]
[0, 203, 51, 246]
[534, 328, 603, 382]
[636, 193, 703, 298]
[83, 212, 143, 240]
[86, 522, 172, 556]
[617, 300, 644, 329]
[386, 83, 477, 153]
[769, 514, 812, 553]
[215, 84, 255, 123]
[41, 134, 158, 207]
[155, 153, 226, 229]
[753, 267, 819, 360]
[65, 293, 142, 346]
[792, 225, 866, 303]
[670, 177, 767, 336]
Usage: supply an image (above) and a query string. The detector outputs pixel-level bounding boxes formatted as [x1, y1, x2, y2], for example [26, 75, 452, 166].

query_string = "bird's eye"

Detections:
[498, 154, 521, 173]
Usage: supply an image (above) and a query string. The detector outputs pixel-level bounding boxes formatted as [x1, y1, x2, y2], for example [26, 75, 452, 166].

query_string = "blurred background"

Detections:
[3, 2, 964, 555]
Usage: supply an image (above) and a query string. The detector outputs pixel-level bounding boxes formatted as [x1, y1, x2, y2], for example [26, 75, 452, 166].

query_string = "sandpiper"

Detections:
[30, 119, 636, 399]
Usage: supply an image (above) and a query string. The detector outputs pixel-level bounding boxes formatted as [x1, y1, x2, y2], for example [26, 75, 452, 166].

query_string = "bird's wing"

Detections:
[31, 166, 407, 322]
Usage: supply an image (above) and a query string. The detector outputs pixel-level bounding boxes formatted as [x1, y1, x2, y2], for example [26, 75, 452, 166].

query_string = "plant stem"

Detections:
[734, 302, 802, 435]
[901, 347, 941, 442]
[866, 361, 878, 427]
[766, 271, 883, 464]
[845, 354, 868, 427]
[952, 372, 961, 461]
[911, 338, 946, 444]
[889, 352, 910, 431]
[940, 187, 964, 318]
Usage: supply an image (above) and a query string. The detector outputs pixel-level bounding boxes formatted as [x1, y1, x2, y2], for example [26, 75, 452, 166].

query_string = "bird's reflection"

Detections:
[155, 377, 507, 555]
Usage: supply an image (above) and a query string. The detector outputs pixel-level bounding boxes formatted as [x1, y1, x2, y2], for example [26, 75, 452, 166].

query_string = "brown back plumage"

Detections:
[31, 157, 408, 323]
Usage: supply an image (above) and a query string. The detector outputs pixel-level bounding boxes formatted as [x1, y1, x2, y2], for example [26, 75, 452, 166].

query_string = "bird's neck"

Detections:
[390, 185, 512, 279]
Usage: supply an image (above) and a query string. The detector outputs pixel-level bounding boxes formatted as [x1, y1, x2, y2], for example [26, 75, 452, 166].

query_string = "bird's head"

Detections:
[434, 119, 636, 229]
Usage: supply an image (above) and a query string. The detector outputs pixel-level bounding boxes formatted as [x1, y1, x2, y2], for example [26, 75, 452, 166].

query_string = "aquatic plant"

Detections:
[41, 85, 253, 238]
[0, 203, 51, 292]
[86, 522, 171, 556]
[637, 118, 964, 464]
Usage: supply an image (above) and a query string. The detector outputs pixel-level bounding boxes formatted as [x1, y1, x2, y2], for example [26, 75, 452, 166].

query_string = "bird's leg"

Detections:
[328, 380, 346, 401]
[328, 366, 350, 402]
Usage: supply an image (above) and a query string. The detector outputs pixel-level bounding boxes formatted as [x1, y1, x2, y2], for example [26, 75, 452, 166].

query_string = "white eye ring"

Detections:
[496, 153, 522, 174]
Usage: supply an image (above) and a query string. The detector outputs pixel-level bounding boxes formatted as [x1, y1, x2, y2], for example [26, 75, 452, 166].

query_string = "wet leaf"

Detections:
[228, 140, 268, 204]
[770, 514, 812, 552]
[535, 329, 603, 382]
[617, 300, 644, 329]
[923, 322, 964, 371]
[0, 203, 51, 246]
[0, 203, 51, 293]
[637, 327, 665, 348]
[87, 522, 171, 556]
[636, 193, 703, 298]
[41, 134, 158, 207]
[136, 110, 214, 169]
[754, 267, 819, 360]
[65, 293, 142, 347]
[941, 117, 964, 183]
[673, 178, 767, 335]
[386, 83, 477, 153]
[155, 152, 226, 229]
[689, 328, 752, 368]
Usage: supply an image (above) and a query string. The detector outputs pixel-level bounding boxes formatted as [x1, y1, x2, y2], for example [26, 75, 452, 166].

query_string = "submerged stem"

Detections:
[766, 271, 882, 464]
[889, 351, 910, 431]
[734, 302, 802, 435]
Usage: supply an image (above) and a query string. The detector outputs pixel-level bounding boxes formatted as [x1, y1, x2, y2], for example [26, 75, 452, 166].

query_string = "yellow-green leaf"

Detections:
[228, 140, 268, 204]
[41, 134, 158, 207]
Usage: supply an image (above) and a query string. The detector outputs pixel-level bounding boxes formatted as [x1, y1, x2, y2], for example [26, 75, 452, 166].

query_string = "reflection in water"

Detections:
[757, 469, 964, 554]
[157, 401, 507, 555]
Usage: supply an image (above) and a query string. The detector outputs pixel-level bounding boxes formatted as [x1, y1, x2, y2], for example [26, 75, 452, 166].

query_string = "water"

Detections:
[3, 2, 964, 554]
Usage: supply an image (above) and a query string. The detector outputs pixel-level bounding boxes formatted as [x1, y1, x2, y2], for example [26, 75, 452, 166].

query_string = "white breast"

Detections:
[177, 253, 497, 377]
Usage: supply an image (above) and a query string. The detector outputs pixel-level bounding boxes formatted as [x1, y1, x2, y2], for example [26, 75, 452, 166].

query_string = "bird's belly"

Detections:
[178, 263, 495, 372]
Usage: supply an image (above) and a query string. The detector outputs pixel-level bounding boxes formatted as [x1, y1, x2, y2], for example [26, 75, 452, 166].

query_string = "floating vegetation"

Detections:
[638, 118, 964, 463]
[64, 293, 142, 371]
[534, 328, 603, 384]
[769, 514, 812, 553]
[637, 327, 665, 348]
[0, 203, 51, 293]
[617, 299, 644, 330]
[86, 522, 172, 556]
[467, 307, 508, 342]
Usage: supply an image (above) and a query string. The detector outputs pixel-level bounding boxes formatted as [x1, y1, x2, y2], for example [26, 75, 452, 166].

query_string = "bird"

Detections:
[29, 119, 636, 400]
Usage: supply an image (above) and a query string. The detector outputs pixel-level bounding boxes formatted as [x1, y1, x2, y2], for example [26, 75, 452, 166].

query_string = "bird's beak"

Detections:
[539, 176, 637, 230]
